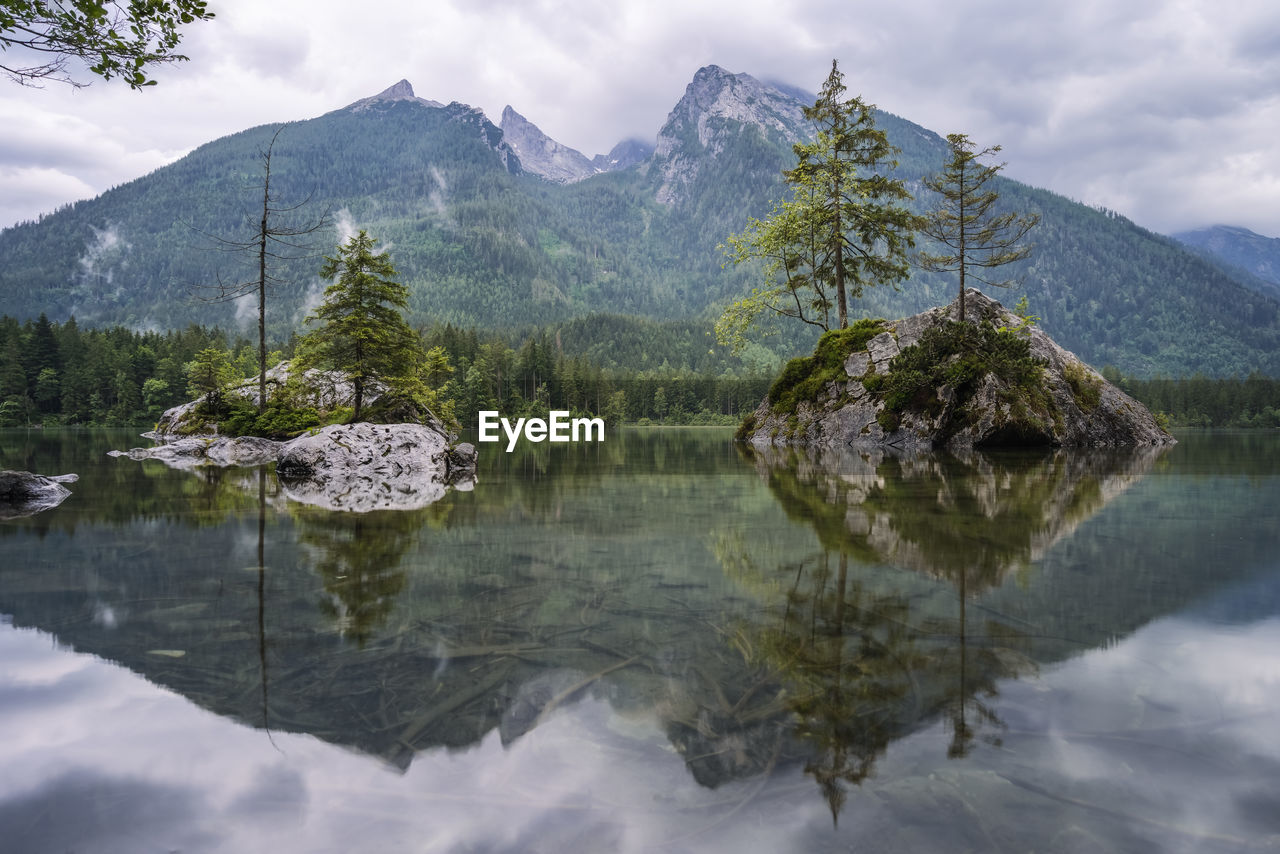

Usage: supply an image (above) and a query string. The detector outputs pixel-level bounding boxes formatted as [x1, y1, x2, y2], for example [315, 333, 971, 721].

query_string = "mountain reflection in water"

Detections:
[0, 428, 1277, 852]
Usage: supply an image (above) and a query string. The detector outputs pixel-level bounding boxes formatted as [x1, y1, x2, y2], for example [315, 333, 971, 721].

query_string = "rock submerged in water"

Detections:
[275, 423, 476, 512]
[0, 470, 77, 519]
[111, 422, 478, 512]
[109, 436, 283, 469]
[743, 289, 1175, 450]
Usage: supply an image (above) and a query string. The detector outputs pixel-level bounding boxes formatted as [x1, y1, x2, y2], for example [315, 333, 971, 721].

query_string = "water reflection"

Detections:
[294, 504, 449, 645]
[721, 443, 1170, 818]
[2, 429, 1279, 851]
[747, 444, 1165, 587]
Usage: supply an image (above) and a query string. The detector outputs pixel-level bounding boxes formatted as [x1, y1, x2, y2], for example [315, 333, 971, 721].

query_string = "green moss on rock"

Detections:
[765, 319, 886, 415]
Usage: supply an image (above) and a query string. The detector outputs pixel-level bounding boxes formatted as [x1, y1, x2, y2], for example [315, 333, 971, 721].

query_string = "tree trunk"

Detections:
[834, 170, 848, 329]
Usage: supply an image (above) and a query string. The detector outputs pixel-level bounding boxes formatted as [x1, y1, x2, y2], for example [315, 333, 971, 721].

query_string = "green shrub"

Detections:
[766, 319, 886, 415]
[812, 319, 886, 371]
[222, 398, 322, 439]
[768, 356, 815, 405]
[1063, 362, 1102, 411]
[880, 320, 1046, 418]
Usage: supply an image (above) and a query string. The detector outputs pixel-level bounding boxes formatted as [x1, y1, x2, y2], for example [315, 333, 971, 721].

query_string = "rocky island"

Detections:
[111, 361, 476, 511]
[741, 290, 1174, 450]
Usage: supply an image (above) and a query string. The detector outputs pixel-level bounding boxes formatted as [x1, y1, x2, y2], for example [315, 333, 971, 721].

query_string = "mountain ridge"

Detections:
[1, 67, 1278, 377]
[1172, 224, 1280, 301]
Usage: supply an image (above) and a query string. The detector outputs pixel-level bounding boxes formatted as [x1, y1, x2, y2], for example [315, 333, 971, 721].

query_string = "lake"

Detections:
[1, 427, 1278, 853]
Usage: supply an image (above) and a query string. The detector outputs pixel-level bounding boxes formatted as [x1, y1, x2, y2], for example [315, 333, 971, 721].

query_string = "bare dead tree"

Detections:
[193, 124, 330, 412]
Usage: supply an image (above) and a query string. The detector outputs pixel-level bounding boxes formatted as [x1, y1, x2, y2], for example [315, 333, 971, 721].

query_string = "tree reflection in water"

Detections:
[292, 502, 450, 646]
[723, 442, 1165, 821]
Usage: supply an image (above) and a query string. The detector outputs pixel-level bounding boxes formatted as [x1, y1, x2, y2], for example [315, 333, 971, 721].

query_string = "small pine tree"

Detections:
[918, 133, 1040, 322]
[297, 230, 424, 421]
[717, 59, 920, 351]
[184, 347, 238, 413]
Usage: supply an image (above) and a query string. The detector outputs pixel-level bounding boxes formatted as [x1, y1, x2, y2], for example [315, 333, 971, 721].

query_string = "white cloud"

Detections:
[0, 166, 95, 226]
[0, 0, 1278, 235]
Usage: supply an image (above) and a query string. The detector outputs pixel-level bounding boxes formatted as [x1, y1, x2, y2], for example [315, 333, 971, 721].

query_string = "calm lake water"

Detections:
[1, 427, 1278, 853]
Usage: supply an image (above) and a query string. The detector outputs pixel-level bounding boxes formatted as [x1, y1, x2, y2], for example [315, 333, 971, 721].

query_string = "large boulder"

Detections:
[0, 471, 77, 518]
[275, 423, 477, 512]
[743, 289, 1174, 450]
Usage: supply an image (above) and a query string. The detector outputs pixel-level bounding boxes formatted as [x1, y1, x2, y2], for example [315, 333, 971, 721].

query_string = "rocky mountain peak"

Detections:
[376, 79, 416, 100]
[591, 138, 654, 172]
[498, 106, 598, 184]
[499, 106, 650, 184]
[652, 65, 810, 205]
[346, 79, 445, 112]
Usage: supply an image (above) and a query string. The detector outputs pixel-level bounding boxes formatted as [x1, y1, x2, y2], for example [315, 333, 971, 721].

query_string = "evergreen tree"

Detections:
[718, 59, 919, 350]
[918, 133, 1040, 322]
[297, 230, 423, 420]
[788, 60, 919, 329]
[184, 347, 238, 413]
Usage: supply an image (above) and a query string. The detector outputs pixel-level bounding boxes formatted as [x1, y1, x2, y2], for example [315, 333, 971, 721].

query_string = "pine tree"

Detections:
[297, 230, 423, 420]
[918, 133, 1040, 322]
[717, 59, 920, 351]
[184, 347, 238, 412]
[786, 60, 919, 330]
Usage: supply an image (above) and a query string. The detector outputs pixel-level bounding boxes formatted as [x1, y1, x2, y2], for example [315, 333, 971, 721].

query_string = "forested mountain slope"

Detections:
[1172, 225, 1280, 302]
[1, 67, 1277, 376]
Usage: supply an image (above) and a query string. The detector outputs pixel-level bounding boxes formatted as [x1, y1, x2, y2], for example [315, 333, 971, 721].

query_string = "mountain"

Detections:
[1, 66, 1279, 377]
[498, 107, 654, 184]
[1172, 225, 1280, 302]
[499, 105, 599, 183]
[591, 138, 654, 172]
[347, 78, 445, 111]
[648, 65, 810, 205]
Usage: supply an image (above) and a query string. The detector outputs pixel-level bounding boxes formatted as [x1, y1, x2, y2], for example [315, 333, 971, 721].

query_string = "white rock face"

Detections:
[275, 423, 476, 512]
[500, 106, 599, 184]
[653, 65, 809, 205]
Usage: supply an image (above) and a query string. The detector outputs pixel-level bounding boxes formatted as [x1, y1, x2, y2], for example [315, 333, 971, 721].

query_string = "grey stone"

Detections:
[276, 423, 477, 512]
[743, 289, 1175, 450]
[844, 352, 870, 378]
[866, 332, 900, 374]
[0, 470, 73, 518]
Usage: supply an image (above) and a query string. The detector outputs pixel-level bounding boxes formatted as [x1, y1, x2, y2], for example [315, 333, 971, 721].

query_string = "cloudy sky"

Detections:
[3, 0, 1279, 236]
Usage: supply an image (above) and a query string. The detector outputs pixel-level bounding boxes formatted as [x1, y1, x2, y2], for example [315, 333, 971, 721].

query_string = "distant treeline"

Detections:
[0, 314, 771, 428]
[3, 312, 1278, 430]
[1102, 367, 1280, 429]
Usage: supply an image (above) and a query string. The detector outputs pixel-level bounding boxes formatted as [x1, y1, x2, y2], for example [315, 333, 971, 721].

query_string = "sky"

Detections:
[2, 0, 1279, 237]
